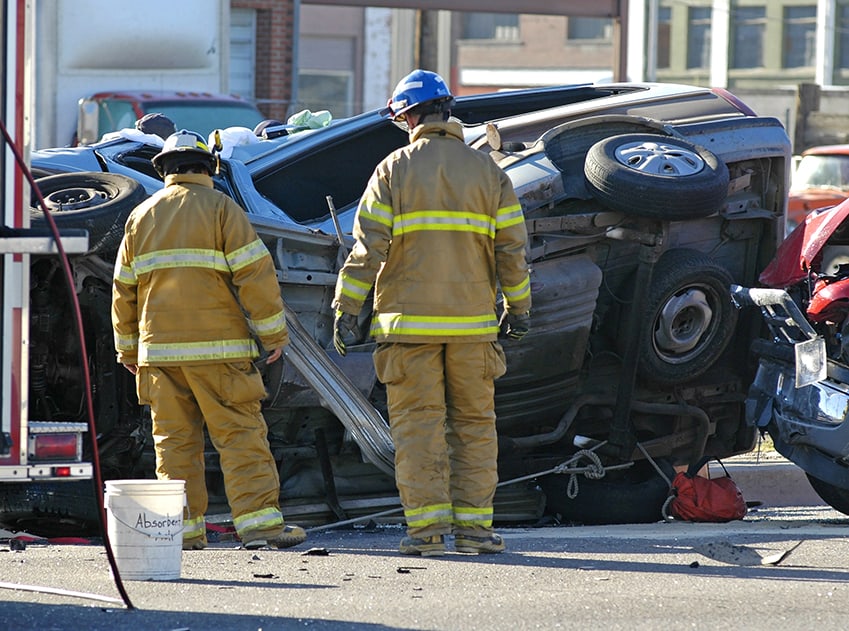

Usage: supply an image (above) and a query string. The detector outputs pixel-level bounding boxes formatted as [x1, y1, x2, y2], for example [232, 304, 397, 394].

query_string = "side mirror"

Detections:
[77, 98, 99, 146]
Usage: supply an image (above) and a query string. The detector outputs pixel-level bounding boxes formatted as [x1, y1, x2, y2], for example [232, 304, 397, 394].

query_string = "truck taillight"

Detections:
[29, 433, 81, 462]
[27, 422, 87, 463]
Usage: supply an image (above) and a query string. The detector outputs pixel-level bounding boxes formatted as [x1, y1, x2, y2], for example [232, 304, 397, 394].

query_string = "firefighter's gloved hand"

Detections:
[333, 311, 361, 356]
[499, 311, 530, 340]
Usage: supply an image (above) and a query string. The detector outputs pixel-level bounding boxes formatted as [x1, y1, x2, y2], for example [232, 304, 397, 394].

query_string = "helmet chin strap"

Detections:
[406, 103, 452, 129]
[211, 129, 223, 175]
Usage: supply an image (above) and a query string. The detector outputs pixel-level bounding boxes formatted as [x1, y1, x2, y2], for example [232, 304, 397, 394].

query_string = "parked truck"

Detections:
[32, 0, 260, 149]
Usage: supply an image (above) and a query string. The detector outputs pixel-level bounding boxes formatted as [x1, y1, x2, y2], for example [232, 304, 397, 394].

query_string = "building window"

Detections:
[731, 6, 766, 69]
[298, 71, 353, 118]
[783, 6, 817, 68]
[567, 17, 612, 41]
[657, 7, 671, 69]
[687, 7, 712, 69]
[230, 8, 257, 101]
[838, 3, 849, 69]
[461, 12, 519, 41]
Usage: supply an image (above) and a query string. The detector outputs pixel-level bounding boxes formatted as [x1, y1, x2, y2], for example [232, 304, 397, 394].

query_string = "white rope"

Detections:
[307, 441, 638, 532]
[558, 449, 607, 499]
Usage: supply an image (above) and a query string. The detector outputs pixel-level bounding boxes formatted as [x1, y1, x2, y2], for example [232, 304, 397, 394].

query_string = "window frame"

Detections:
[730, 5, 767, 70]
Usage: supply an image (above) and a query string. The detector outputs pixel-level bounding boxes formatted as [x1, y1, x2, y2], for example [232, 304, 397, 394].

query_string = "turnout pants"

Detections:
[374, 341, 507, 538]
[137, 361, 284, 543]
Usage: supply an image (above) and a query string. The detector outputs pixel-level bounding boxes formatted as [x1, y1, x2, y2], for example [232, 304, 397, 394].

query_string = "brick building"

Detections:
[231, 2, 849, 122]
[231, 0, 297, 122]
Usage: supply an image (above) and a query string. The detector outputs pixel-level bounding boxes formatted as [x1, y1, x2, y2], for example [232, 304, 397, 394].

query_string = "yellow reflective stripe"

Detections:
[183, 515, 206, 539]
[250, 309, 287, 336]
[405, 503, 453, 528]
[227, 238, 269, 271]
[360, 201, 394, 227]
[233, 507, 285, 535]
[372, 313, 498, 337]
[114, 264, 137, 285]
[140, 338, 258, 363]
[502, 276, 531, 302]
[339, 273, 372, 301]
[453, 505, 493, 528]
[133, 248, 229, 276]
[496, 203, 524, 229]
[393, 210, 495, 237]
[114, 332, 139, 351]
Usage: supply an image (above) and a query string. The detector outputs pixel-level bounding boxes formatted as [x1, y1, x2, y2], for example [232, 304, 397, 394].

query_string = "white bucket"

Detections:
[104, 479, 186, 581]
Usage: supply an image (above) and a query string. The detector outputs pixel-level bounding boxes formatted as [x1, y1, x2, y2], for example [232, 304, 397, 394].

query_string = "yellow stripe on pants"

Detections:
[374, 341, 506, 538]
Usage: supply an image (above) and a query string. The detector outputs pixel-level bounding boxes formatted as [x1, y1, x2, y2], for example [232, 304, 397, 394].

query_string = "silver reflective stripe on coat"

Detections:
[132, 248, 228, 276]
[140, 339, 258, 363]
[371, 313, 498, 338]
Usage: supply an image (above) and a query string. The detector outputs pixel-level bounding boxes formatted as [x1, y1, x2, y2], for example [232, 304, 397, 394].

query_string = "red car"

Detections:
[787, 144, 849, 230]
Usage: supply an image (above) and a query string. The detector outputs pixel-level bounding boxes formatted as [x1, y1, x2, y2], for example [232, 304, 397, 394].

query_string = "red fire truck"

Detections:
[0, 0, 92, 487]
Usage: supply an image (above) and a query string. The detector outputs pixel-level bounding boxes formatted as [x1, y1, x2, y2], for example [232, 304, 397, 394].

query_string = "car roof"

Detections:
[33, 81, 760, 230]
[231, 82, 737, 172]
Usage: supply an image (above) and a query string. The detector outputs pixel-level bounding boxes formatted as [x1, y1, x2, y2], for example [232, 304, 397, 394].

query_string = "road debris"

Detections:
[302, 547, 330, 556]
[396, 566, 427, 574]
[693, 540, 803, 566]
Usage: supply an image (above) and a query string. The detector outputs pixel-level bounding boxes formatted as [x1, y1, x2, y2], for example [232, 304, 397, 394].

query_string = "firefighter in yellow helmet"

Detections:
[111, 130, 306, 551]
[332, 70, 531, 556]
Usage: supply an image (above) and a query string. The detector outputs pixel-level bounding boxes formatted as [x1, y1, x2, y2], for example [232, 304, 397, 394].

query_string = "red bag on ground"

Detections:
[667, 457, 747, 522]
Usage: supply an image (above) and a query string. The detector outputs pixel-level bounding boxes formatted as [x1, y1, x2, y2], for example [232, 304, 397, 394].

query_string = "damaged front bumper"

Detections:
[733, 284, 849, 487]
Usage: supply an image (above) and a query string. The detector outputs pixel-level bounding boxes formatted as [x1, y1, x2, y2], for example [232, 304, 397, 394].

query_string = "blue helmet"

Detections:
[383, 69, 455, 120]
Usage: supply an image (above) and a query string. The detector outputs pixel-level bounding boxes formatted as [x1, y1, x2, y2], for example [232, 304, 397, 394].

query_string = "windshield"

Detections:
[792, 154, 849, 191]
[141, 101, 266, 139]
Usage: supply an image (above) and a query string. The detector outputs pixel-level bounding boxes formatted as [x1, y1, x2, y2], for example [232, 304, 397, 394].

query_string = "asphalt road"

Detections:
[2, 501, 849, 631]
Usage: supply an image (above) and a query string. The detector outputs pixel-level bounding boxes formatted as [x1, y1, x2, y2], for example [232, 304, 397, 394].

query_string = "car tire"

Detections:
[540, 458, 675, 525]
[29, 166, 59, 180]
[584, 133, 729, 220]
[805, 474, 849, 516]
[0, 480, 100, 537]
[30, 172, 147, 255]
[637, 248, 737, 385]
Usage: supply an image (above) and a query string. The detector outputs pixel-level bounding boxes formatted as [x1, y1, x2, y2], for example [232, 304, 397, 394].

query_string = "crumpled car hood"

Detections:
[760, 197, 849, 287]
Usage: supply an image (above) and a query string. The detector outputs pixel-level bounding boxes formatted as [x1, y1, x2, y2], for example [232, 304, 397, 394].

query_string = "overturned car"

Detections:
[2, 82, 791, 532]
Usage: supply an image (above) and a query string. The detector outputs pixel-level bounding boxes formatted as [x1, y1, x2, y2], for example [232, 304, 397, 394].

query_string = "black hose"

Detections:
[0, 119, 134, 609]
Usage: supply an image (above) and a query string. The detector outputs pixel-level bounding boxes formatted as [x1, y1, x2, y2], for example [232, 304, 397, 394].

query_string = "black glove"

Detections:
[499, 311, 530, 340]
[333, 311, 361, 356]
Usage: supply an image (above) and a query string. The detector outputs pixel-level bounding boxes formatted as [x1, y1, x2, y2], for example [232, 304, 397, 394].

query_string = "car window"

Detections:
[142, 102, 266, 139]
[793, 154, 849, 190]
[252, 121, 408, 223]
[115, 145, 162, 182]
[99, 100, 136, 139]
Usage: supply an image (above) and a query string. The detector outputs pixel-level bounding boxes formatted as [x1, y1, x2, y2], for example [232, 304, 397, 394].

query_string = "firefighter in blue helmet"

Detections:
[333, 70, 532, 556]
[111, 130, 306, 551]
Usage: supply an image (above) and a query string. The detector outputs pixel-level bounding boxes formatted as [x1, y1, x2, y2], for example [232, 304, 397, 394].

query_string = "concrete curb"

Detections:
[718, 456, 824, 507]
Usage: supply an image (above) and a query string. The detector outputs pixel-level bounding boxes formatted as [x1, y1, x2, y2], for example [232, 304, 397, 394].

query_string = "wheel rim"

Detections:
[614, 140, 705, 177]
[652, 287, 714, 362]
[44, 187, 110, 212]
